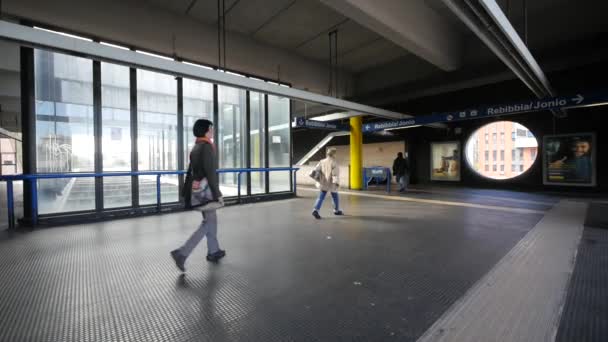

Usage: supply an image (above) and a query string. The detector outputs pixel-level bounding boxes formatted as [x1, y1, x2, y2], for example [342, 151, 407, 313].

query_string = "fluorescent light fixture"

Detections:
[310, 112, 359, 122]
[135, 50, 174, 61]
[280, 84, 290, 88]
[101, 41, 129, 50]
[34, 27, 92, 42]
[567, 102, 608, 109]
[226, 71, 245, 77]
[384, 125, 422, 131]
[249, 77, 264, 82]
[183, 61, 214, 70]
[269, 123, 289, 131]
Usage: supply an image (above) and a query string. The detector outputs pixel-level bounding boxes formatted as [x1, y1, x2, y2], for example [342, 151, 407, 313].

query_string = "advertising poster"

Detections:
[431, 141, 461, 181]
[543, 133, 596, 186]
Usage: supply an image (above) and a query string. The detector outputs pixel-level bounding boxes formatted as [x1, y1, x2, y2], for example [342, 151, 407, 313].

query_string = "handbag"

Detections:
[309, 169, 320, 181]
[183, 162, 223, 211]
[309, 163, 322, 182]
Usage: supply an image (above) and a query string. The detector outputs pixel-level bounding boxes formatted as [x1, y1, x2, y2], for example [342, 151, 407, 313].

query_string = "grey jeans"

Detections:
[398, 174, 409, 191]
[179, 210, 220, 257]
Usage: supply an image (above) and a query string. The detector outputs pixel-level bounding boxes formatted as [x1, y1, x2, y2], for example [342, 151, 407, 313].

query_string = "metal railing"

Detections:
[0, 167, 299, 229]
[363, 167, 392, 193]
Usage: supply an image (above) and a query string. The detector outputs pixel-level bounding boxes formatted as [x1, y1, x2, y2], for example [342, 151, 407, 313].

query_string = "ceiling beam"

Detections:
[0, 20, 411, 120]
[319, 0, 463, 71]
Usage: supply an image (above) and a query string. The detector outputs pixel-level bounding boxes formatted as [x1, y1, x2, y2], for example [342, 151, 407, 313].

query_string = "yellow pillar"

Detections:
[349, 116, 363, 190]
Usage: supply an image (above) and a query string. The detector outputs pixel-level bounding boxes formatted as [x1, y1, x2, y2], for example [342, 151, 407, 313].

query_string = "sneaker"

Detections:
[334, 210, 344, 216]
[312, 210, 321, 219]
[170, 249, 186, 272]
[206, 249, 226, 262]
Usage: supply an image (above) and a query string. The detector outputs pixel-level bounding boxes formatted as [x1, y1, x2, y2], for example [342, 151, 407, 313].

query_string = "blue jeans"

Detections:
[314, 191, 339, 211]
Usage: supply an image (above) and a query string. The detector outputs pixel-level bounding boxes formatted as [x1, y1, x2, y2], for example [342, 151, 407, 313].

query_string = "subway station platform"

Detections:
[0, 188, 604, 341]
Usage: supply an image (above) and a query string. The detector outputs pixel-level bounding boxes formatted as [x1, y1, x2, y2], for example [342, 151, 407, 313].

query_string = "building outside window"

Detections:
[465, 121, 538, 180]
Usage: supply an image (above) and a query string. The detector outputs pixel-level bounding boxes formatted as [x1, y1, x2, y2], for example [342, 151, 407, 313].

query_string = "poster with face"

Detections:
[543, 133, 596, 186]
[431, 141, 461, 181]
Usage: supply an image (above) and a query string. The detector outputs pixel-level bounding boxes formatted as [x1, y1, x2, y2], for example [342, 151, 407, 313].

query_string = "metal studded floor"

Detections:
[0, 189, 547, 341]
[556, 224, 608, 342]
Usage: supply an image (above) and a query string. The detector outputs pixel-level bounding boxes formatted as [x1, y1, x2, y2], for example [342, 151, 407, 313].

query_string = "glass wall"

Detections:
[183, 78, 213, 162]
[217, 85, 247, 196]
[28, 47, 293, 218]
[34, 50, 95, 214]
[267, 95, 291, 192]
[101, 62, 132, 208]
[249, 92, 265, 194]
[137, 70, 178, 205]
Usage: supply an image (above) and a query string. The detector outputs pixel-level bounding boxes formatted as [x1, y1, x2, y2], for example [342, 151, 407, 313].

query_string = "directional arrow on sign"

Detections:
[572, 94, 584, 105]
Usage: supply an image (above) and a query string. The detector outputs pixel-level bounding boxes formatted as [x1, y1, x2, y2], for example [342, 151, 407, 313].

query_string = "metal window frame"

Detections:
[12, 23, 304, 221]
[93, 60, 103, 211]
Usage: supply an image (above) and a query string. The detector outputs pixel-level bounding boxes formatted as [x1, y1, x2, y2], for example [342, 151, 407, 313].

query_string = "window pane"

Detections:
[38, 177, 96, 214]
[34, 50, 95, 214]
[101, 62, 132, 208]
[267, 95, 291, 192]
[249, 92, 266, 194]
[465, 121, 538, 180]
[183, 78, 213, 164]
[137, 70, 178, 204]
[218, 85, 247, 197]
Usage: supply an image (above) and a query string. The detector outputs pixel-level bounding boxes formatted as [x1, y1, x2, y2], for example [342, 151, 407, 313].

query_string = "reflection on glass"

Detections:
[465, 121, 538, 180]
[137, 69, 178, 204]
[38, 178, 95, 214]
[218, 85, 247, 197]
[101, 62, 132, 208]
[249, 92, 265, 194]
[183, 78, 213, 164]
[268, 95, 291, 192]
[35, 50, 95, 214]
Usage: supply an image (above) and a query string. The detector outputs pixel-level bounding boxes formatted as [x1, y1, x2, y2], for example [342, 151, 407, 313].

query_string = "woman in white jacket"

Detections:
[312, 147, 344, 219]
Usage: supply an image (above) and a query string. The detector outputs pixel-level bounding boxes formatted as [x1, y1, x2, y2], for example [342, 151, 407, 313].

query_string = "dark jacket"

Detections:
[190, 142, 222, 199]
[392, 157, 409, 176]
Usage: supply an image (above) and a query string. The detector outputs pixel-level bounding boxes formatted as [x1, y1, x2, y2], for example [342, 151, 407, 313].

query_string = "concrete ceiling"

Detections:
[143, 0, 409, 73]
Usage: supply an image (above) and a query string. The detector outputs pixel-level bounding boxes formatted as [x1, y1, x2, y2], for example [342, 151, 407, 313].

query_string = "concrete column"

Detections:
[349, 116, 363, 190]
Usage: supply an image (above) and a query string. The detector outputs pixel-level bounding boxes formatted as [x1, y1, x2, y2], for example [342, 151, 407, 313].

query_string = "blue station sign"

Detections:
[293, 117, 349, 131]
[363, 92, 608, 133]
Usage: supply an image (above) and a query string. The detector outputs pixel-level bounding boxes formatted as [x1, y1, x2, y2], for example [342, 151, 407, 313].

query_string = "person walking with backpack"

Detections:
[311, 147, 343, 219]
[393, 152, 410, 192]
[171, 119, 225, 272]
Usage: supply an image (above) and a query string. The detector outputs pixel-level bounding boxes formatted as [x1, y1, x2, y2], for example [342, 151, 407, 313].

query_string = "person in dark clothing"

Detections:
[392, 152, 410, 192]
[171, 119, 225, 272]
